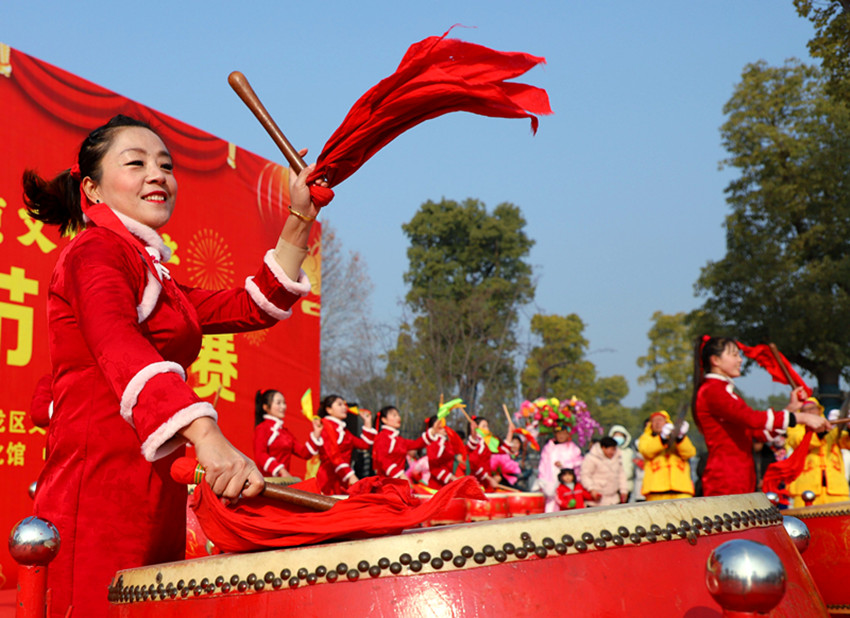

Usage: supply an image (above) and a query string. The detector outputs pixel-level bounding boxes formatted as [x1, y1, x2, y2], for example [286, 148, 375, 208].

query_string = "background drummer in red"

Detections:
[467, 415, 515, 489]
[307, 394, 377, 494]
[694, 336, 830, 496]
[425, 416, 459, 488]
[372, 405, 441, 480]
[253, 389, 312, 478]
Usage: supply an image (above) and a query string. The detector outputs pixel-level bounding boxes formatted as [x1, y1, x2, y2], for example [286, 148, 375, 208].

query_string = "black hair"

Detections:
[377, 405, 398, 429]
[254, 389, 282, 425]
[693, 335, 736, 417]
[23, 115, 157, 235]
[600, 436, 618, 449]
[558, 468, 576, 481]
[319, 394, 344, 418]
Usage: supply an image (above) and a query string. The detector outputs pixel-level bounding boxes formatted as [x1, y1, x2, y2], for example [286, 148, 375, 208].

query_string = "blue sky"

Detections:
[3, 1, 818, 406]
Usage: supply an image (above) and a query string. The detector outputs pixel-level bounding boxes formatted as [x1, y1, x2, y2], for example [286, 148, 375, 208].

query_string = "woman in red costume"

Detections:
[23, 115, 323, 618]
[253, 389, 312, 478]
[307, 394, 377, 494]
[372, 405, 441, 480]
[467, 415, 514, 489]
[693, 336, 830, 496]
[424, 416, 458, 489]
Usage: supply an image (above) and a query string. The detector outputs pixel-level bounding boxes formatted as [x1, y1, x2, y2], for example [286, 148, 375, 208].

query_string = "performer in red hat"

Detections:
[372, 405, 441, 480]
[693, 336, 830, 496]
[22, 114, 323, 618]
[253, 389, 312, 478]
[637, 410, 696, 500]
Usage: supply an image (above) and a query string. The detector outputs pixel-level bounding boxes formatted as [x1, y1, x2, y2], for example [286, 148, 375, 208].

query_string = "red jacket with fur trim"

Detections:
[311, 416, 377, 494]
[34, 219, 309, 618]
[695, 373, 792, 496]
[253, 416, 313, 476]
[372, 426, 432, 479]
[427, 435, 457, 488]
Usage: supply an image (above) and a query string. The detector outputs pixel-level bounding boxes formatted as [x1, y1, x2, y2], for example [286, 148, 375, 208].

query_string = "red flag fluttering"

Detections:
[735, 342, 813, 398]
[171, 458, 485, 553]
[306, 27, 552, 207]
[761, 430, 814, 497]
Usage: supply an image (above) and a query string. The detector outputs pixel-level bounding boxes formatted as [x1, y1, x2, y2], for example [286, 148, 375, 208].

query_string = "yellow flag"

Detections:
[301, 388, 314, 420]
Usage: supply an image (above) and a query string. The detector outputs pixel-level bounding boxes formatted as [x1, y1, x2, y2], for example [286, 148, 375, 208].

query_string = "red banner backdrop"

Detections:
[0, 43, 321, 588]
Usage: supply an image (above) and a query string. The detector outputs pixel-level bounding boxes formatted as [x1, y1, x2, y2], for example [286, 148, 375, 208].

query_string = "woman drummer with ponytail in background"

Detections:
[693, 335, 830, 496]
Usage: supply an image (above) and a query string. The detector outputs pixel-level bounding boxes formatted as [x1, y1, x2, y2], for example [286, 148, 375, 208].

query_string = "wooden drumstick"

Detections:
[228, 71, 307, 174]
[192, 462, 338, 511]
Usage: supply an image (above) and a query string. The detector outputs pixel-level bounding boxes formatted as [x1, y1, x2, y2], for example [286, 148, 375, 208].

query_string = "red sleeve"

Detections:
[286, 428, 313, 461]
[179, 250, 311, 334]
[372, 432, 390, 475]
[351, 426, 378, 450]
[701, 378, 790, 433]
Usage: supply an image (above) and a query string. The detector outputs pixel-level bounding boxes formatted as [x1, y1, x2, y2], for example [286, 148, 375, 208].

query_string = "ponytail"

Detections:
[22, 168, 84, 236]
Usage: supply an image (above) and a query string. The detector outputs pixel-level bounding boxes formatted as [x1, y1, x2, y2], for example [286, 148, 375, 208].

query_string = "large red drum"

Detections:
[785, 500, 850, 616]
[109, 494, 827, 617]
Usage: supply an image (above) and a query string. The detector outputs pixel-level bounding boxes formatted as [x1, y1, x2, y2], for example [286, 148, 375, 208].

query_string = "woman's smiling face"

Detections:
[84, 126, 177, 229]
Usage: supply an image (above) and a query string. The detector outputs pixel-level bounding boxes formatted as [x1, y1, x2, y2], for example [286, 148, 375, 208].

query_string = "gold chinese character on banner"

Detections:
[6, 442, 25, 466]
[0, 266, 39, 366]
[190, 334, 238, 403]
[8, 410, 24, 433]
[17, 208, 57, 253]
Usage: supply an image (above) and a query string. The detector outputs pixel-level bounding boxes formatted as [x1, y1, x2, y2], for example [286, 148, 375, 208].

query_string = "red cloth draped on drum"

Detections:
[172, 458, 485, 552]
[305, 27, 552, 207]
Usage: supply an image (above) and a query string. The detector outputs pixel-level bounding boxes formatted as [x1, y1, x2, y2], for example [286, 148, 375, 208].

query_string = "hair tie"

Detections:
[69, 163, 81, 180]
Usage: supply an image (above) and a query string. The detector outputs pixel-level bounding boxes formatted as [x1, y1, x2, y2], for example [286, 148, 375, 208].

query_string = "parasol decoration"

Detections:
[230, 27, 552, 209]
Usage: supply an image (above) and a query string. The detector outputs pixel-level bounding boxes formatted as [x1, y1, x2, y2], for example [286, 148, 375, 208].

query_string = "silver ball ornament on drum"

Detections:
[782, 516, 810, 553]
[802, 490, 816, 506]
[28, 481, 37, 500]
[8, 516, 61, 566]
[765, 491, 780, 505]
[705, 539, 786, 614]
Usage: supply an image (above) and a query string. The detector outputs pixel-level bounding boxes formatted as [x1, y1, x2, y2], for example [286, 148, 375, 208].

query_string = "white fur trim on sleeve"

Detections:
[48, 401, 54, 420]
[245, 276, 292, 321]
[271, 463, 285, 477]
[140, 402, 217, 462]
[765, 409, 775, 432]
[137, 270, 162, 323]
[263, 457, 276, 474]
[386, 462, 399, 477]
[120, 361, 186, 427]
[263, 249, 312, 296]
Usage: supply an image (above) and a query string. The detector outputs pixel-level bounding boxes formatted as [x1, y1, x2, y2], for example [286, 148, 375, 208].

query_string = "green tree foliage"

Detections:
[520, 313, 632, 433]
[386, 198, 535, 422]
[637, 311, 692, 415]
[795, 1, 850, 102]
[695, 59, 850, 391]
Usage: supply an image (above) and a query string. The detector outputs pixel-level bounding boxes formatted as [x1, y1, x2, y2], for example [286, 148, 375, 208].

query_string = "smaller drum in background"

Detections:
[504, 492, 545, 517]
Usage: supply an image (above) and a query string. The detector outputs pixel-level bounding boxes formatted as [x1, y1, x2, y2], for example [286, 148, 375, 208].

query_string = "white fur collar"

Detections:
[111, 209, 172, 262]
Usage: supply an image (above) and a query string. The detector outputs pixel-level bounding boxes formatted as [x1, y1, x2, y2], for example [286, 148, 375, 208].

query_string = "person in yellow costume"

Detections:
[787, 397, 850, 507]
[638, 410, 696, 501]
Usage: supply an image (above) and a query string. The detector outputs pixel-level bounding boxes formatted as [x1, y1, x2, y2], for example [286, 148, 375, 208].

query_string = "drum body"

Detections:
[110, 494, 826, 617]
[785, 501, 850, 616]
